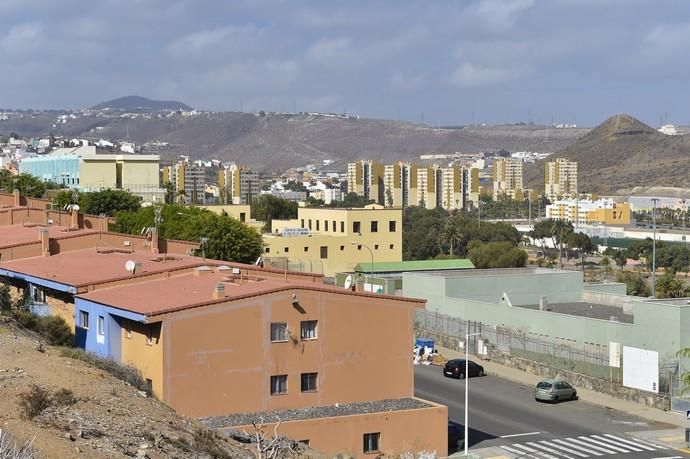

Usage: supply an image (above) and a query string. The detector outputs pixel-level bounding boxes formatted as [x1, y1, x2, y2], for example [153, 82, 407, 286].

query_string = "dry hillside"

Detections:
[525, 114, 690, 194]
[0, 317, 258, 459]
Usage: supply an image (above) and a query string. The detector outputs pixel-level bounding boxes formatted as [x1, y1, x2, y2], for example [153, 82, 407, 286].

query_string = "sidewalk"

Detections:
[435, 345, 687, 428]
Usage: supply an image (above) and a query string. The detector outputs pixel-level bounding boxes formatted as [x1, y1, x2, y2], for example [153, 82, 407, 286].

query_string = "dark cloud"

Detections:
[0, 0, 688, 126]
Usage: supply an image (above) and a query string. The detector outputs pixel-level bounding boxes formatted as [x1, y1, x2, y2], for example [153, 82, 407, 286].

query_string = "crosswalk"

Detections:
[499, 433, 669, 458]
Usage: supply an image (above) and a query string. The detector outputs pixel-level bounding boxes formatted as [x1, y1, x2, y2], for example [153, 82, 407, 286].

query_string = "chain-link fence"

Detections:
[415, 309, 679, 394]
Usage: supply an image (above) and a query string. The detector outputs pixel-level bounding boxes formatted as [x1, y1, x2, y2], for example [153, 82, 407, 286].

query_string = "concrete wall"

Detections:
[80, 160, 117, 189]
[121, 319, 164, 397]
[583, 282, 627, 296]
[162, 288, 418, 418]
[0, 242, 42, 262]
[229, 403, 448, 458]
[120, 160, 159, 188]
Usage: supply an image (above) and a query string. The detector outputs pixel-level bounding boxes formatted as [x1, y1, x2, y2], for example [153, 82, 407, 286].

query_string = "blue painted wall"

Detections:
[74, 298, 146, 360]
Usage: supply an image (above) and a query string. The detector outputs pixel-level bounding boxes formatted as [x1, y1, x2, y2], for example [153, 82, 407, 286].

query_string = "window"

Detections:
[320, 246, 328, 259]
[146, 378, 153, 393]
[389, 220, 397, 232]
[301, 320, 318, 340]
[301, 372, 318, 392]
[316, 220, 320, 231]
[363, 433, 381, 454]
[97, 316, 105, 336]
[146, 326, 153, 345]
[340, 221, 344, 232]
[270, 322, 288, 342]
[301, 219, 305, 228]
[79, 310, 89, 329]
[370, 221, 378, 232]
[265, 247, 270, 253]
[325, 220, 329, 231]
[28, 284, 45, 303]
[308, 219, 312, 230]
[340, 245, 345, 251]
[332, 220, 336, 232]
[270, 375, 288, 395]
[239, 213, 246, 222]
[374, 244, 379, 250]
[389, 244, 394, 250]
[304, 246, 309, 252]
[353, 221, 361, 234]
[284, 247, 289, 253]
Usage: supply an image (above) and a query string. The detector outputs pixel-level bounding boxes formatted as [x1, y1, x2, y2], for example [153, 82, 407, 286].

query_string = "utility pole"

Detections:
[652, 198, 659, 298]
[528, 196, 532, 227]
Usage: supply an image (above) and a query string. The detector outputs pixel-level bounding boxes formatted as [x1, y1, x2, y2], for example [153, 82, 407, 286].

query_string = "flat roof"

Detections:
[201, 398, 432, 428]
[515, 302, 634, 323]
[413, 267, 574, 278]
[77, 265, 424, 316]
[0, 224, 98, 249]
[354, 259, 474, 273]
[0, 249, 204, 287]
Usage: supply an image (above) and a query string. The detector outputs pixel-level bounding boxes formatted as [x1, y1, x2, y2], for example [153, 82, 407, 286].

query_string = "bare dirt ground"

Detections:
[0, 317, 255, 459]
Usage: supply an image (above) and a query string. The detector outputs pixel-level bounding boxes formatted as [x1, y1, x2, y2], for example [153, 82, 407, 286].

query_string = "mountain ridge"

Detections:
[91, 96, 192, 111]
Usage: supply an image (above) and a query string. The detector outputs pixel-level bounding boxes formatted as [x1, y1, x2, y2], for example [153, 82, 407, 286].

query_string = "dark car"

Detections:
[443, 359, 484, 379]
[448, 421, 462, 451]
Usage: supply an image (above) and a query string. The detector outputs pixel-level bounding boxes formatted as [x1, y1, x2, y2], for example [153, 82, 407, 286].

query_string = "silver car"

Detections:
[534, 378, 577, 403]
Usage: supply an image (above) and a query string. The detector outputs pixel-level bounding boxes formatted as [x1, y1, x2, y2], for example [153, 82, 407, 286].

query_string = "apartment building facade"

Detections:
[264, 205, 402, 278]
[218, 163, 261, 205]
[383, 161, 417, 208]
[546, 198, 631, 226]
[347, 160, 384, 204]
[493, 157, 524, 200]
[162, 162, 206, 204]
[545, 158, 578, 202]
[72, 265, 447, 456]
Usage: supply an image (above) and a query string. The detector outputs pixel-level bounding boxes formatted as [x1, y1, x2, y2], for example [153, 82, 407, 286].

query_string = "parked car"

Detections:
[534, 378, 577, 403]
[443, 359, 485, 379]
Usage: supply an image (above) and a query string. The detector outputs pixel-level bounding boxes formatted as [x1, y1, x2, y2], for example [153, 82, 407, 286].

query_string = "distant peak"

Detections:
[591, 114, 658, 137]
[91, 96, 192, 111]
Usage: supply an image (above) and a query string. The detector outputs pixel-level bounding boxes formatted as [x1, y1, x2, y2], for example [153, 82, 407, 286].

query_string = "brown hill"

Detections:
[525, 114, 690, 194]
[0, 111, 587, 171]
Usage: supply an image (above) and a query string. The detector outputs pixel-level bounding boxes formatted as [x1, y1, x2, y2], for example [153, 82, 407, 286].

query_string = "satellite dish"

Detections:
[125, 260, 136, 273]
[71, 204, 80, 211]
[343, 274, 353, 289]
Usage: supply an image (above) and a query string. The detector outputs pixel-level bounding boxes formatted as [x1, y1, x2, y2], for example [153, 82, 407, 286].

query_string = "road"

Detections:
[414, 365, 689, 458]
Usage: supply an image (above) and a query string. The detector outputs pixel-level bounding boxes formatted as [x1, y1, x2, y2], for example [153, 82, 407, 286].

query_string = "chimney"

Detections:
[70, 207, 79, 230]
[150, 227, 159, 254]
[13, 188, 20, 207]
[39, 228, 50, 256]
[539, 295, 548, 311]
[213, 283, 225, 299]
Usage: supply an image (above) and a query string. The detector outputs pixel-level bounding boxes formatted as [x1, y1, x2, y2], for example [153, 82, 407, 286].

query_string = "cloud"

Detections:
[1, 22, 42, 53]
[469, 0, 535, 30]
[306, 37, 351, 63]
[449, 62, 526, 87]
[387, 72, 428, 91]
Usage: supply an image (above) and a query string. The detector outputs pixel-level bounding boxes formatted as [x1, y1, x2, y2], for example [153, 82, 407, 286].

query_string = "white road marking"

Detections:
[650, 456, 683, 459]
[501, 431, 542, 438]
[501, 444, 539, 458]
[589, 434, 642, 452]
[527, 441, 576, 459]
[603, 433, 665, 450]
[545, 440, 590, 458]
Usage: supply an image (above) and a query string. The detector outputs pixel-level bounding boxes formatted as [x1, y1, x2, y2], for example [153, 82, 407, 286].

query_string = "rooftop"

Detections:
[0, 224, 97, 249]
[77, 265, 424, 317]
[416, 267, 574, 278]
[0, 248, 204, 288]
[201, 398, 432, 428]
[515, 302, 634, 323]
[354, 259, 474, 273]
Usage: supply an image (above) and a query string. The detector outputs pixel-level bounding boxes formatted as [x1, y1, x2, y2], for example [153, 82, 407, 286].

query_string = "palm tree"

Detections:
[551, 219, 574, 269]
[442, 216, 463, 256]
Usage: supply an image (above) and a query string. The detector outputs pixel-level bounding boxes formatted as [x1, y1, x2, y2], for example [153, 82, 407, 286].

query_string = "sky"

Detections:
[1, 0, 689, 127]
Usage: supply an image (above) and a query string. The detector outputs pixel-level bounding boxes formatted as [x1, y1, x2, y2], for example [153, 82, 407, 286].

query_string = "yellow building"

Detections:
[546, 199, 631, 226]
[347, 160, 384, 204]
[545, 158, 578, 202]
[218, 163, 260, 205]
[383, 161, 417, 207]
[492, 158, 524, 200]
[264, 205, 402, 277]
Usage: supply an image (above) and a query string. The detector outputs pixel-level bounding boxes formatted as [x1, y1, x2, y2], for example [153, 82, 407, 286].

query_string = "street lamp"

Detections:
[477, 201, 482, 229]
[464, 328, 481, 457]
[351, 242, 374, 292]
[651, 198, 659, 298]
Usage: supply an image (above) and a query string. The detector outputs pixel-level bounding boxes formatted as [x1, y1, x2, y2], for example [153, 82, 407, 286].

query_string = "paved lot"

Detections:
[414, 364, 690, 458]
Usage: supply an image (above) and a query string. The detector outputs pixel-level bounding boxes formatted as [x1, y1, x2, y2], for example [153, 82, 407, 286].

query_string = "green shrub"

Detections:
[18, 385, 52, 419]
[38, 315, 74, 347]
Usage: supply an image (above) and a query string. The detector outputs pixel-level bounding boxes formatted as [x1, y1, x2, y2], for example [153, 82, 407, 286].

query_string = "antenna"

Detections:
[343, 274, 353, 289]
[125, 260, 136, 274]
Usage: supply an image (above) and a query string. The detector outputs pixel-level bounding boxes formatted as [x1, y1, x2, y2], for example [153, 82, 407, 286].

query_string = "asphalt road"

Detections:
[414, 364, 689, 458]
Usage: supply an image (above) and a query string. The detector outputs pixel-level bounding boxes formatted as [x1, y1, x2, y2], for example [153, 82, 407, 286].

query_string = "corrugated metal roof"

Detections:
[354, 259, 474, 273]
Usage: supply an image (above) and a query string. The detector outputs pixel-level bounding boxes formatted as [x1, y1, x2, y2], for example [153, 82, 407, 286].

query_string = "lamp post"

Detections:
[351, 241, 374, 292]
[464, 329, 481, 457]
[477, 201, 482, 229]
[651, 198, 659, 298]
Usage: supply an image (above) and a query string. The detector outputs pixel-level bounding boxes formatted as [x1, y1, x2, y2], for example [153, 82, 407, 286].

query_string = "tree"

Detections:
[612, 249, 627, 270]
[53, 189, 141, 216]
[0, 171, 52, 197]
[550, 219, 574, 269]
[251, 195, 298, 232]
[402, 206, 446, 260]
[441, 215, 463, 256]
[530, 220, 553, 248]
[656, 272, 689, 299]
[568, 232, 597, 270]
[616, 271, 650, 297]
[467, 240, 527, 269]
[112, 205, 263, 264]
